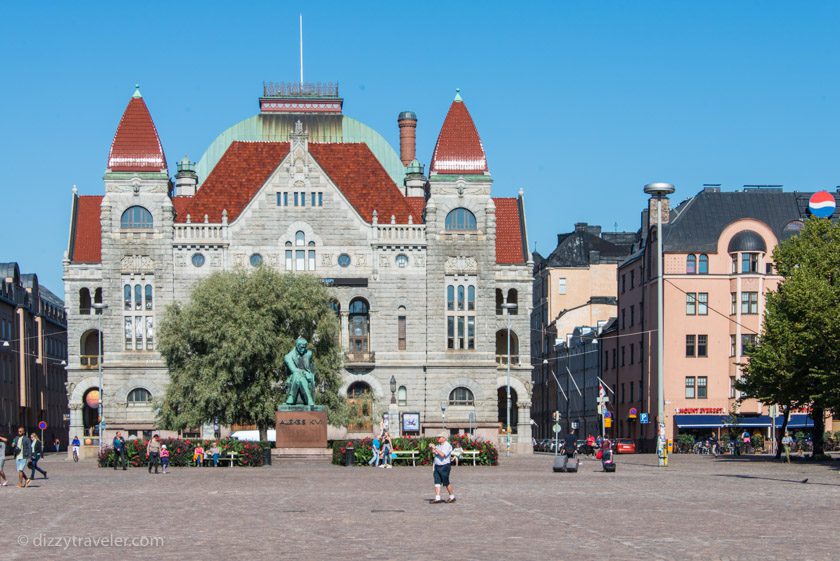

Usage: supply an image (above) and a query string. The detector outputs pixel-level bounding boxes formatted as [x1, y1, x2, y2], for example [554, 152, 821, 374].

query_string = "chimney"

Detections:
[174, 155, 197, 197]
[647, 197, 671, 228]
[397, 111, 417, 166]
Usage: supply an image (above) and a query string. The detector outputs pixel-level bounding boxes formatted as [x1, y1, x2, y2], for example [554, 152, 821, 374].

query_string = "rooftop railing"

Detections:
[263, 81, 339, 98]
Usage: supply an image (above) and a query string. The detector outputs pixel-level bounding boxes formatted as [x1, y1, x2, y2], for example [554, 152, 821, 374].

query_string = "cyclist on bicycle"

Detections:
[71, 435, 81, 461]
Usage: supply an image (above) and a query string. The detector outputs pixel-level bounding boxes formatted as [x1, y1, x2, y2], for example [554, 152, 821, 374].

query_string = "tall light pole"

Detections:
[644, 182, 675, 468]
[92, 302, 108, 451]
[501, 302, 517, 456]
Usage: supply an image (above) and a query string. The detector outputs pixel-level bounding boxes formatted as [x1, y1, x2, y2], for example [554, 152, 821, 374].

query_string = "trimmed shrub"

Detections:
[98, 438, 269, 468]
[331, 434, 498, 466]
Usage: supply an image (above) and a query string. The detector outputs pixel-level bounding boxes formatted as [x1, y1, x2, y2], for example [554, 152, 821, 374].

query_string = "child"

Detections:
[160, 445, 170, 474]
[193, 444, 205, 467]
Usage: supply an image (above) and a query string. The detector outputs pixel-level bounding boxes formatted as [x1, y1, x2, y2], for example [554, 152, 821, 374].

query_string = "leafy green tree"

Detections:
[738, 217, 840, 458]
[156, 267, 347, 441]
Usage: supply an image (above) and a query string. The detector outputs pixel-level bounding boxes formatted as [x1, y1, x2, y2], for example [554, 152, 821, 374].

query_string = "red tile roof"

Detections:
[71, 196, 103, 263]
[310, 143, 416, 223]
[494, 197, 526, 264]
[430, 98, 488, 175]
[107, 95, 168, 172]
[406, 197, 426, 223]
[174, 142, 290, 223]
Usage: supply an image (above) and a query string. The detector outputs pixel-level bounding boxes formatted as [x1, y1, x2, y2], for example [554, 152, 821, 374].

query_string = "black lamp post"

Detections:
[389, 375, 397, 404]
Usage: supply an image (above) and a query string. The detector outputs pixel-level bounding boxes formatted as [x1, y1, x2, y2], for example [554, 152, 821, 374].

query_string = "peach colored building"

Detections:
[531, 223, 636, 438]
[603, 186, 831, 449]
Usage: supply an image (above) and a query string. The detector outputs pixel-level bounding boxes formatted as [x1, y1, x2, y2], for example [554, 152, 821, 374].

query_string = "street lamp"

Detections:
[91, 302, 108, 452]
[1, 340, 8, 347]
[644, 182, 675, 468]
[389, 375, 397, 405]
[501, 302, 518, 457]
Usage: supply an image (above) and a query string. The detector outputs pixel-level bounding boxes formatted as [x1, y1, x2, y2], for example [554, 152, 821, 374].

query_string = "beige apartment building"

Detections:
[531, 223, 635, 438]
[602, 186, 835, 449]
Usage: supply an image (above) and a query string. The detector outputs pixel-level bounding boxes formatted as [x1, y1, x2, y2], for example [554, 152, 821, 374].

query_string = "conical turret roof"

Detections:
[429, 90, 488, 175]
[107, 86, 167, 172]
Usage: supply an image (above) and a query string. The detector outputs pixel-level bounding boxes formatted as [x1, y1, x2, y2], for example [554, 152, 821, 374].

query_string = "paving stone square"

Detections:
[1, 452, 838, 560]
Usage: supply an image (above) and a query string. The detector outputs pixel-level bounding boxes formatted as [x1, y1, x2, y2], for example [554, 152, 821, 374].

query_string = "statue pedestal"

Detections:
[273, 409, 331, 462]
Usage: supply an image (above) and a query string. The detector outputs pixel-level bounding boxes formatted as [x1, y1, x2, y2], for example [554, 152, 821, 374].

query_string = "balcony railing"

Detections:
[174, 223, 228, 245]
[496, 354, 521, 367]
[80, 355, 100, 368]
[344, 351, 375, 366]
[374, 224, 426, 243]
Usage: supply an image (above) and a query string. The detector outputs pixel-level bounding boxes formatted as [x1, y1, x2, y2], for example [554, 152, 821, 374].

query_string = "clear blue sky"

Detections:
[2, 2, 839, 295]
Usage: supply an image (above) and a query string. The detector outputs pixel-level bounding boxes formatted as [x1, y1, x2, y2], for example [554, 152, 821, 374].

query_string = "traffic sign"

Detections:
[552, 423, 561, 433]
[640, 413, 649, 424]
[629, 407, 638, 419]
[604, 417, 612, 428]
[809, 191, 836, 218]
[38, 420, 47, 431]
[603, 411, 612, 419]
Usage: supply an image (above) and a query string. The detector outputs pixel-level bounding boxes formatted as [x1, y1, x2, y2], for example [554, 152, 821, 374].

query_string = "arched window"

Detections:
[120, 206, 153, 229]
[445, 208, 477, 231]
[686, 254, 697, 274]
[79, 288, 91, 315]
[397, 306, 407, 351]
[123, 285, 131, 310]
[495, 329, 520, 366]
[506, 289, 518, 314]
[134, 285, 142, 310]
[449, 387, 475, 406]
[127, 388, 152, 403]
[347, 381, 372, 398]
[80, 330, 102, 367]
[349, 298, 370, 354]
[308, 240, 317, 271]
[397, 386, 407, 406]
[285, 242, 293, 270]
[93, 287, 102, 314]
[329, 299, 340, 318]
[698, 254, 709, 274]
[145, 285, 153, 309]
[496, 288, 503, 315]
[295, 231, 306, 246]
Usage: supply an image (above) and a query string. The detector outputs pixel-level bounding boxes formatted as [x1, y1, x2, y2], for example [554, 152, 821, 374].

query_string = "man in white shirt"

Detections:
[429, 432, 455, 504]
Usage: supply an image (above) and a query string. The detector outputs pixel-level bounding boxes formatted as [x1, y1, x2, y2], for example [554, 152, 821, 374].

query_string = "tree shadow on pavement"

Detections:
[713, 474, 840, 487]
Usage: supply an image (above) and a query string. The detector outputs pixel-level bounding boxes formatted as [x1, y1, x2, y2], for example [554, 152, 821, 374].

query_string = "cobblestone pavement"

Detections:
[1, 452, 838, 560]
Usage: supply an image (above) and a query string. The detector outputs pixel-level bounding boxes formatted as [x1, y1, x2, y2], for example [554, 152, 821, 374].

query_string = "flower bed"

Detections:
[98, 438, 269, 468]
[332, 434, 498, 466]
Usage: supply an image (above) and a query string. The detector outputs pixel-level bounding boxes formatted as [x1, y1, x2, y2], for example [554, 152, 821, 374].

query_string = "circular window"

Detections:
[395, 254, 409, 268]
[338, 253, 351, 268]
[191, 253, 205, 267]
[250, 253, 263, 267]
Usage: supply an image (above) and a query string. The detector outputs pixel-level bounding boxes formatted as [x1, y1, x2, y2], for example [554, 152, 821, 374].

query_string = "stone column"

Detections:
[68, 404, 84, 459]
[517, 403, 533, 454]
[388, 402, 400, 437]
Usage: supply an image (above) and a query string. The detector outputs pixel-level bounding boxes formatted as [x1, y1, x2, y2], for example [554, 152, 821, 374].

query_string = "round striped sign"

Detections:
[809, 191, 836, 218]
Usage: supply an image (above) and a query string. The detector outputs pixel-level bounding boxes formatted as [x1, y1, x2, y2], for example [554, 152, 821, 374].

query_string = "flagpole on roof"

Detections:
[299, 14, 304, 87]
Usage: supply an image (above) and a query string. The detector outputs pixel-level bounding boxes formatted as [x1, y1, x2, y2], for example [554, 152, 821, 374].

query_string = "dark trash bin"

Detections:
[263, 446, 272, 466]
[345, 446, 355, 466]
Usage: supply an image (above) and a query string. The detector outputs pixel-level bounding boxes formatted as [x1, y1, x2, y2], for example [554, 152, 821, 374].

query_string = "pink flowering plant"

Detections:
[98, 437, 269, 468]
[331, 434, 498, 466]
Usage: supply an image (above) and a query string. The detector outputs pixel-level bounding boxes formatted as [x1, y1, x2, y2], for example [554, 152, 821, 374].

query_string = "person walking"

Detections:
[0, 435, 8, 486]
[12, 427, 32, 488]
[53, 438, 60, 453]
[428, 432, 455, 504]
[71, 435, 81, 462]
[368, 435, 382, 467]
[29, 433, 47, 480]
[781, 431, 793, 463]
[160, 445, 170, 474]
[113, 432, 127, 470]
[146, 435, 161, 474]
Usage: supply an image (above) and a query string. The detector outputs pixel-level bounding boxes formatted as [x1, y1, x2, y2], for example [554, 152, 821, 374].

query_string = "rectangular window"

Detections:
[731, 292, 737, 315]
[457, 316, 465, 349]
[318, 192, 323, 206]
[621, 346, 626, 366]
[300, 192, 306, 206]
[630, 344, 635, 365]
[697, 376, 708, 399]
[558, 277, 567, 294]
[729, 376, 737, 399]
[446, 277, 476, 351]
[135, 315, 143, 350]
[630, 270, 635, 289]
[447, 317, 455, 349]
[467, 316, 475, 350]
[630, 305, 635, 326]
[621, 383, 625, 403]
[686, 293, 696, 315]
[146, 317, 154, 350]
[276, 193, 283, 206]
[311, 192, 316, 207]
[741, 292, 758, 314]
[604, 350, 608, 370]
[686, 335, 696, 357]
[283, 192, 288, 206]
[630, 381, 634, 402]
[293, 192, 299, 206]
[685, 376, 696, 399]
[295, 250, 305, 271]
[697, 334, 707, 357]
[398, 316, 406, 350]
[621, 274, 626, 293]
[308, 250, 316, 271]
[741, 334, 757, 355]
[621, 309, 626, 329]
[730, 335, 736, 357]
[124, 317, 132, 350]
[612, 349, 616, 369]
[697, 293, 708, 315]
[741, 253, 758, 273]
[285, 250, 293, 270]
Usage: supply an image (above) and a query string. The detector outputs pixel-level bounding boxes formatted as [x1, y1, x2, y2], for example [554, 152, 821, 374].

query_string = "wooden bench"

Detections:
[456, 450, 479, 466]
[390, 450, 418, 466]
